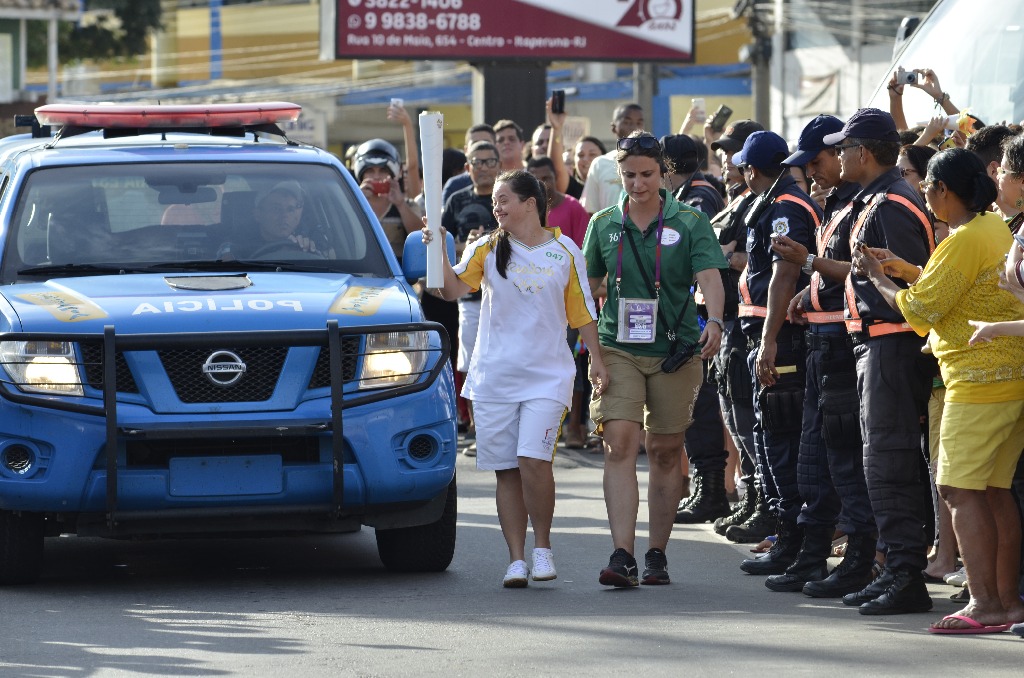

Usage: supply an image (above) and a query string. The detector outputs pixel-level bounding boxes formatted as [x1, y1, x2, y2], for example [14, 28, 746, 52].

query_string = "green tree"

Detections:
[27, 0, 162, 66]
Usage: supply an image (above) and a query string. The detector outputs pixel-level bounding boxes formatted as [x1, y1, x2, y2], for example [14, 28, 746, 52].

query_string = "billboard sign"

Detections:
[333, 0, 695, 62]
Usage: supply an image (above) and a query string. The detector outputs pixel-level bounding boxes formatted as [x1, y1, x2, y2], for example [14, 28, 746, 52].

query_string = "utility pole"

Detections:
[633, 62, 657, 132]
[733, 0, 772, 126]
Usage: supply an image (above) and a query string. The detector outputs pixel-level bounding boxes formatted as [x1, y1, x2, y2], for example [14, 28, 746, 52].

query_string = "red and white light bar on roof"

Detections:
[33, 102, 302, 129]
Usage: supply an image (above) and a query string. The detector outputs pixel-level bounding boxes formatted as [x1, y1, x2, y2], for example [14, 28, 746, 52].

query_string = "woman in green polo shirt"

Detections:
[581, 130, 728, 587]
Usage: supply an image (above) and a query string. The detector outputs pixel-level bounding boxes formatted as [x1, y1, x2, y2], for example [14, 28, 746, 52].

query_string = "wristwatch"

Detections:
[802, 253, 815, 275]
[706, 316, 725, 332]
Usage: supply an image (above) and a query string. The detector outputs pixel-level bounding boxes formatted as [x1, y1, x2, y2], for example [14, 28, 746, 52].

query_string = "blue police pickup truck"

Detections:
[0, 102, 457, 583]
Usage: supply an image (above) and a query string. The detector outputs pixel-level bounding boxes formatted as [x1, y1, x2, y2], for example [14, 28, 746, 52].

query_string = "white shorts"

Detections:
[456, 298, 481, 373]
[473, 398, 568, 471]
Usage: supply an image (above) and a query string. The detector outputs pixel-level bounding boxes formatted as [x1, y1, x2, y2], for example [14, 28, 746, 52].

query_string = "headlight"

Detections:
[360, 331, 428, 390]
[0, 341, 84, 396]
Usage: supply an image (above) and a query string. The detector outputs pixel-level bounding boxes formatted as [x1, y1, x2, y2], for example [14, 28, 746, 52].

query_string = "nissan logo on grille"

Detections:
[202, 350, 247, 386]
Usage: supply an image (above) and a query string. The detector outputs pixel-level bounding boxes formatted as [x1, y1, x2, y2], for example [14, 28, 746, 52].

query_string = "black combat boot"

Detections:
[842, 566, 895, 606]
[725, 487, 775, 544]
[740, 520, 803, 575]
[675, 469, 731, 524]
[764, 525, 833, 592]
[858, 568, 933, 615]
[714, 481, 757, 536]
[674, 473, 703, 517]
[803, 532, 878, 598]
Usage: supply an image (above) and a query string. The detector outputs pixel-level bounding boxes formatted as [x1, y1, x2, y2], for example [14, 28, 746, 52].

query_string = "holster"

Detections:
[819, 370, 862, 449]
[757, 370, 804, 434]
[724, 346, 753, 403]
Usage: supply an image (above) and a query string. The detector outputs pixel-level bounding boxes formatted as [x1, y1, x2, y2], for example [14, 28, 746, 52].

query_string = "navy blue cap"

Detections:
[711, 119, 763, 153]
[784, 115, 845, 166]
[731, 130, 790, 169]
[659, 134, 700, 174]
[822, 107, 900, 145]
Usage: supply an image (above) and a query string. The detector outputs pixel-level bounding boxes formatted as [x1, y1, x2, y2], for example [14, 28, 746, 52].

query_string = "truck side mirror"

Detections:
[402, 230, 456, 284]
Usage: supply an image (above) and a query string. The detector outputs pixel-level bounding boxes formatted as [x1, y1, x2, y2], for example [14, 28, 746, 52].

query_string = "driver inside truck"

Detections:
[219, 180, 326, 259]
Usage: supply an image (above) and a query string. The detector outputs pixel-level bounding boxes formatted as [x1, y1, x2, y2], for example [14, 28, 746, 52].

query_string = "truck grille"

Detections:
[80, 338, 362, 402]
[308, 337, 361, 389]
[80, 343, 140, 394]
[160, 346, 287, 403]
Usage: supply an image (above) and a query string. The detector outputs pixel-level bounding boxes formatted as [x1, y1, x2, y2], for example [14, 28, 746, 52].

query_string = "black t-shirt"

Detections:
[846, 167, 933, 326]
[566, 173, 584, 201]
[441, 186, 497, 241]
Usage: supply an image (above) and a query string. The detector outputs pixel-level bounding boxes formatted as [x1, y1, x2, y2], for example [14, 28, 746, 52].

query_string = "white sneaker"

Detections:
[503, 560, 530, 588]
[532, 548, 557, 581]
[462, 442, 477, 457]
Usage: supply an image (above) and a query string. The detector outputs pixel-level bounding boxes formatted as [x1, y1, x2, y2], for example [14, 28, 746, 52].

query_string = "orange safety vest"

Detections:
[738, 193, 821, 318]
[806, 201, 855, 324]
[844, 191, 934, 335]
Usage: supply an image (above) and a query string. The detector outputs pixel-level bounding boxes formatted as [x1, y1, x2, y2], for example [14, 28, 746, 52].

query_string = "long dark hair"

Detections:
[488, 170, 547, 279]
[927, 147, 998, 213]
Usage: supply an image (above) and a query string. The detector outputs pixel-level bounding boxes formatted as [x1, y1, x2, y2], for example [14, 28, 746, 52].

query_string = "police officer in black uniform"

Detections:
[823, 109, 935, 615]
[658, 134, 731, 524]
[730, 131, 822, 575]
[699, 122, 772, 540]
[765, 115, 879, 596]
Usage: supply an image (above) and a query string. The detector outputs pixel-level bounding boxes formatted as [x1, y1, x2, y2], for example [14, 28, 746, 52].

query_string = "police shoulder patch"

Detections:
[771, 217, 790, 236]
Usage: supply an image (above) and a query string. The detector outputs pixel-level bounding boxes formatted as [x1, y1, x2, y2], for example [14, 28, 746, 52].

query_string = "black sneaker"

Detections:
[599, 548, 639, 587]
[641, 548, 671, 585]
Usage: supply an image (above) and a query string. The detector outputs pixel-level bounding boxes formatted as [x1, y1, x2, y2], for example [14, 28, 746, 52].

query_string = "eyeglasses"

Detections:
[617, 134, 658, 151]
[899, 167, 917, 177]
[835, 143, 861, 155]
[997, 166, 1022, 177]
[265, 202, 302, 215]
[469, 157, 499, 168]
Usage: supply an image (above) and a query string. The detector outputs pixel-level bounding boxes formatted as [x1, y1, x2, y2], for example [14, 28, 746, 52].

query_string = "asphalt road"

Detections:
[0, 443, 1021, 677]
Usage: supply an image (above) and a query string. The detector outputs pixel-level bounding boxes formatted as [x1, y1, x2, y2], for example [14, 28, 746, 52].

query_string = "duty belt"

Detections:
[848, 322, 917, 345]
[805, 331, 853, 352]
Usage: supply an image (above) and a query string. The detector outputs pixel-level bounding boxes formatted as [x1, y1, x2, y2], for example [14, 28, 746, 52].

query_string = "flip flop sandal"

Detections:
[928, 614, 1011, 635]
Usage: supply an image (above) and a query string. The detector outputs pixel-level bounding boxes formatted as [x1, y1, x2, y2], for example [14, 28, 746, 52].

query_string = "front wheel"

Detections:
[375, 478, 457, 572]
[0, 510, 44, 585]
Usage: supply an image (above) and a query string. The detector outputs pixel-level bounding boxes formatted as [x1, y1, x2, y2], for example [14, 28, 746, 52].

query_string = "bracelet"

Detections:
[706, 316, 725, 331]
[911, 265, 924, 285]
[887, 84, 902, 96]
[933, 91, 948, 108]
[1016, 261, 1024, 290]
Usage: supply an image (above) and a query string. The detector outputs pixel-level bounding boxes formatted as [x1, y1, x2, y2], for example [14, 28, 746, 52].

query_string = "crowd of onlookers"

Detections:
[343, 72, 1024, 635]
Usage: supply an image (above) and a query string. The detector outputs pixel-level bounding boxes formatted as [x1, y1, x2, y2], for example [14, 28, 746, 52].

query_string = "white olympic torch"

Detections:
[419, 111, 445, 289]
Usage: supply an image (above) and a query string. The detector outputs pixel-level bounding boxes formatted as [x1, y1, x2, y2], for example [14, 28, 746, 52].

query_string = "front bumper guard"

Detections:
[0, 320, 450, 526]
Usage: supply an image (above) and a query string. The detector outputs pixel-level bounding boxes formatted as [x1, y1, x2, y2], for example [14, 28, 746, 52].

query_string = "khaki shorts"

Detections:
[937, 398, 1024, 490]
[590, 345, 702, 435]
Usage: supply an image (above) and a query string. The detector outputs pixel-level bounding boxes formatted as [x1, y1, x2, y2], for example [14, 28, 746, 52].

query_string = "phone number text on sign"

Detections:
[360, 12, 481, 31]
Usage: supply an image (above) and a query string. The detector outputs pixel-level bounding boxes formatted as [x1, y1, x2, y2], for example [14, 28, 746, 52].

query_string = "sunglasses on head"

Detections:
[617, 134, 658, 151]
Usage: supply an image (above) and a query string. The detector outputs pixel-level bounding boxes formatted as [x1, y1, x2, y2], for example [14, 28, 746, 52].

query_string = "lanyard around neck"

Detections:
[615, 198, 665, 297]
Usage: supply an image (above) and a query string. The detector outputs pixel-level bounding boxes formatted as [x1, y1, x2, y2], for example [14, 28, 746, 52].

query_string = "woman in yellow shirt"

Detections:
[852, 147, 1024, 635]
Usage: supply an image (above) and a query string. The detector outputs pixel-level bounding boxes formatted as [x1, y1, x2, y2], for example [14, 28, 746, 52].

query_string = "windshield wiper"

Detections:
[137, 259, 337, 273]
[17, 263, 143, 276]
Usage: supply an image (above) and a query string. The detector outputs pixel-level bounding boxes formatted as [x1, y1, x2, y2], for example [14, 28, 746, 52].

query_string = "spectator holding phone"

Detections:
[568, 136, 607, 200]
[354, 138, 423, 261]
[855, 147, 1024, 633]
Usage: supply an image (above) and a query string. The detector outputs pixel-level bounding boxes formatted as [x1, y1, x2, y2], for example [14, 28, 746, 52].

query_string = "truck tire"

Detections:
[0, 511, 44, 585]
[375, 478, 456, 572]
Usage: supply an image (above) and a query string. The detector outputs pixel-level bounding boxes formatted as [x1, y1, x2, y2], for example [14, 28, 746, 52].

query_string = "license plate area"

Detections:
[168, 455, 283, 496]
